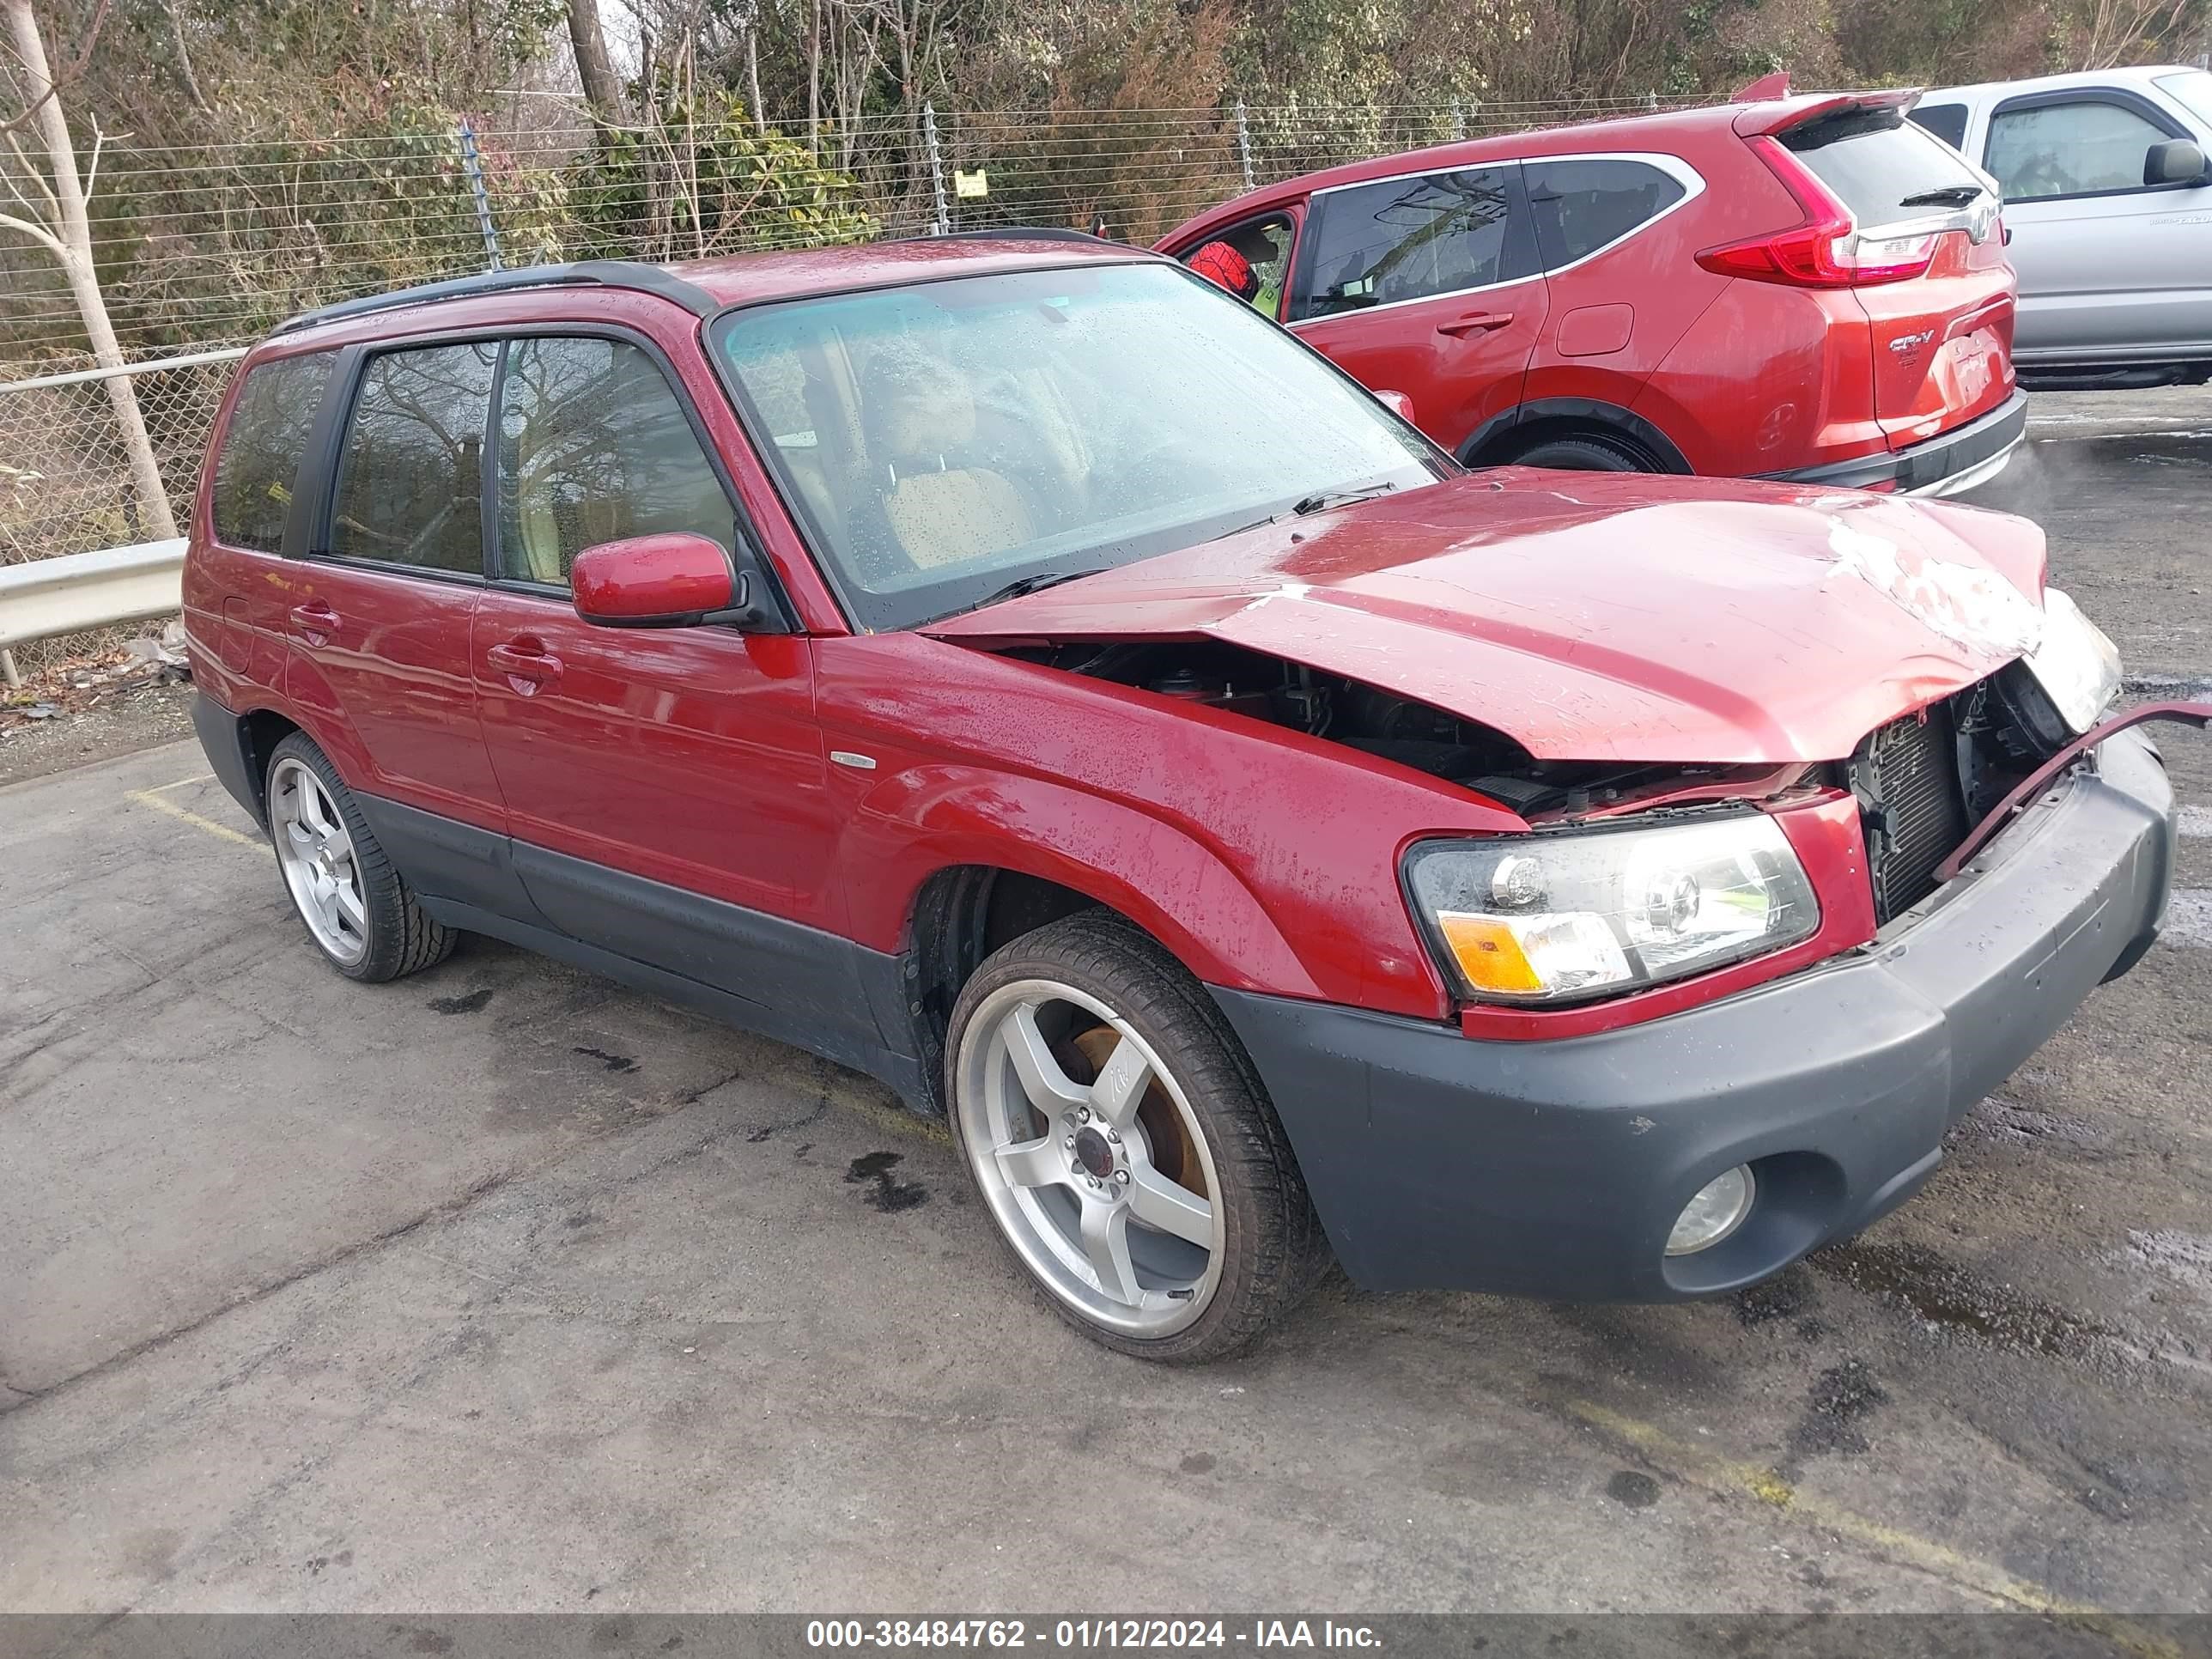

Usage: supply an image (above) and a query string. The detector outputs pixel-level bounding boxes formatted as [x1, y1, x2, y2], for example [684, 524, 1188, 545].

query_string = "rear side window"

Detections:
[1910, 103, 1971, 151]
[210, 353, 333, 552]
[1293, 167, 1523, 319]
[495, 337, 735, 586]
[328, 343, 497, 575]
[1985, 98, 2173, 199]
[1523, 159, 1686, 269]
[1782, 108, 1987, 225]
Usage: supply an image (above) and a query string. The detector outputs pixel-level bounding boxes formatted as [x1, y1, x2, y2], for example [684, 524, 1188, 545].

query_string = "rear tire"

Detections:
[945, 910, 1327, 1363]
[1510, 434, 1650, 472]
[264, 732, 455, 983]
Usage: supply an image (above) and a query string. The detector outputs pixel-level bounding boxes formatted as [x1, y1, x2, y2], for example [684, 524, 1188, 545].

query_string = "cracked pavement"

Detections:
[2, 390, 2209, 1618]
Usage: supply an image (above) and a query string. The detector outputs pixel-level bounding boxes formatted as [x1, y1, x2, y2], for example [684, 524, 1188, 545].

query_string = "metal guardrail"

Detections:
[0, 538, 188, 653]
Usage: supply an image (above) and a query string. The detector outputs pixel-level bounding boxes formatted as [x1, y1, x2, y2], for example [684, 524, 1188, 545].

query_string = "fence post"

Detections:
[1450, 99, 1468, 141]
[457, 117, 502, 271]
[923, 101, 950, 235]
[0, 647, 21, 690]
[1234, 98, 1257, 192]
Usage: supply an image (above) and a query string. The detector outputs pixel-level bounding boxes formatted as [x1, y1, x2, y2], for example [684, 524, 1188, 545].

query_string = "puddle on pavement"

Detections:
[1813, 1238, 2111, 1361]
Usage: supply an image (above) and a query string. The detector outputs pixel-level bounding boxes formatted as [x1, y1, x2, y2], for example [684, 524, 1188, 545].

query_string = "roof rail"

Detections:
[270, 259, 718, 337]
[933, 227, 1121, 246]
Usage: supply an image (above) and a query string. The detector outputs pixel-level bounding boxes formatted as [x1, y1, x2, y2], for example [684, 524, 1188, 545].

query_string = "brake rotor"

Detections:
[1063, 1022, 1206, 1195]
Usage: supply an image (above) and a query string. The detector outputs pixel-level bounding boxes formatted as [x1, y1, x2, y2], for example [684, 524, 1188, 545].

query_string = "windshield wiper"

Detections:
[1899, 184, 1984, 207]
[1292, 481, 1397, 515]
[969, 568, 1106, 611]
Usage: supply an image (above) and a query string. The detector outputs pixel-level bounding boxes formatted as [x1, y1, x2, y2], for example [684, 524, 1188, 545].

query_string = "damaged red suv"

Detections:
[1161, 88, 2025, 495]
[185, 236, 2181, 1361]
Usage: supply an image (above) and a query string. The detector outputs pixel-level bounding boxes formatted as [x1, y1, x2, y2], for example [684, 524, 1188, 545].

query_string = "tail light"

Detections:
[1696, 136, 1940, 289]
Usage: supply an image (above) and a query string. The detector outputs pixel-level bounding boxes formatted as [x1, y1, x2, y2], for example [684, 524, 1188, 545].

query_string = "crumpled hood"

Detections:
[923, 470, 2051, 763]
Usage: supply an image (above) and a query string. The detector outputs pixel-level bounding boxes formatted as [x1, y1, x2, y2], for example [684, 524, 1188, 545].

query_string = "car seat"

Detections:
[860, 350, 1035, 569]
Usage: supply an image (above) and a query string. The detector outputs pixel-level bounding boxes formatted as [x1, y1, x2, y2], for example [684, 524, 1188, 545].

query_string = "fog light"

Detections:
[1666, 1165, 1755, 1256]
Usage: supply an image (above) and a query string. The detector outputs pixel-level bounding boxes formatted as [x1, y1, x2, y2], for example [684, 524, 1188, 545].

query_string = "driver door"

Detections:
[468, 331, 846, 1010]
[1984, 89, 2211, 359]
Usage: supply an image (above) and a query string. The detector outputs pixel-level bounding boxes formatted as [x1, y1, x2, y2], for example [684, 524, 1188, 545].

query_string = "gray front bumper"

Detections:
[1214, 730, 2175, 1302]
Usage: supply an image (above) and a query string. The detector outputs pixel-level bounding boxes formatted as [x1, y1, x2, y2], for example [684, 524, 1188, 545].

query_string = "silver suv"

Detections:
[1916, 64, 2212, 387]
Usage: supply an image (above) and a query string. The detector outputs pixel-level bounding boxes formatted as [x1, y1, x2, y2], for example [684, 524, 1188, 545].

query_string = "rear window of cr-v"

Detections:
[711, 262, 1443, 632]
[1781, 106, 1988, 225]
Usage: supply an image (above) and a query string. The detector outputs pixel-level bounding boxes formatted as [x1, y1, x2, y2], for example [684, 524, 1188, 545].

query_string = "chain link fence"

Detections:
[0, 349, 241, 562]
[0, 90, 1703, 667]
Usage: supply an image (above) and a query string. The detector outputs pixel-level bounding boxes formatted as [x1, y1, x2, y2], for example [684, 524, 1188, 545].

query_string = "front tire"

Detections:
[945, 911, 1325, 1362]
[1510, 433, 1650, 471]
[264, 732, 455, 982]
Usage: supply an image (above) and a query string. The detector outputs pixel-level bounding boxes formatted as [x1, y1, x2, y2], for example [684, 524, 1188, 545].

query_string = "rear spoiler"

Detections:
[1732, 87, 1921, 137]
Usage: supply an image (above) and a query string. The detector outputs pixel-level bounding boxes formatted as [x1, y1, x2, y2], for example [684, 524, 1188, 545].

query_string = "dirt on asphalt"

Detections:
[0, 678, 196, 787]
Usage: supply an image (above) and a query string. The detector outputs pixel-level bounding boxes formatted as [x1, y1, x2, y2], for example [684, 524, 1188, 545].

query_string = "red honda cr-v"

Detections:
[1161, 88, 2025, 495]
[184, 239, 2184, 1362]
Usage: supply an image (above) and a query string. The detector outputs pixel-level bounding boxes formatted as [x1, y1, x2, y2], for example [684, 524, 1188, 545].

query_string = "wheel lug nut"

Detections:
[1105, 1128, 1121, 1144]
[1063, 1134, 1076, 1147]
[1078, 1107, 1091, 1123]
[1113, 1170, 1130, 1187]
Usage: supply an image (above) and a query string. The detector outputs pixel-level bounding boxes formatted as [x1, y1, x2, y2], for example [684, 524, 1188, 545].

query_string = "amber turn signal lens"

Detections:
[1436, 913, 1545, 994]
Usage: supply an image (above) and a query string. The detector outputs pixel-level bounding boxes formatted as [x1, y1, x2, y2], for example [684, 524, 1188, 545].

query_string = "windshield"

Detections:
[2156, 70, 2212, 127]
[711, 262, 1444, 630]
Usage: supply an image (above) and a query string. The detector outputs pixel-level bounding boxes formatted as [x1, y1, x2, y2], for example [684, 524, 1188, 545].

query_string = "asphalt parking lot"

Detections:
[3, 389, 2211, 1622]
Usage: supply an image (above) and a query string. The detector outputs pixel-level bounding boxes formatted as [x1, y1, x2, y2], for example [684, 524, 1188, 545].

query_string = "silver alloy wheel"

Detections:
[955, 978, 1225, 1336]
[269, 757, 368, 966]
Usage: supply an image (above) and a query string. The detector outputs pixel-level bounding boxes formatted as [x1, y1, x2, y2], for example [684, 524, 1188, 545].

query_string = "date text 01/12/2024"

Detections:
[804, 1621, 1383, 1649]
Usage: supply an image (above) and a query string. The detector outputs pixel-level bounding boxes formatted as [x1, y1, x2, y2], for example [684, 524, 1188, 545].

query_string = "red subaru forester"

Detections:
[185, 236, 2181, 1361]
[1161, 88, 2025, 494]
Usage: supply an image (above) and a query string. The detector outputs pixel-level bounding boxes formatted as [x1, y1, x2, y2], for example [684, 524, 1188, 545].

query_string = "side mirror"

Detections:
[571, 532, 774, 630]
[2145, 138, 2209, 186]
[1373, 388, 1417, 422]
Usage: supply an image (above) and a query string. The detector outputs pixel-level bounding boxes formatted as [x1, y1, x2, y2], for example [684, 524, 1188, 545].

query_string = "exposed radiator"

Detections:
[1848, 708, 1969, 924]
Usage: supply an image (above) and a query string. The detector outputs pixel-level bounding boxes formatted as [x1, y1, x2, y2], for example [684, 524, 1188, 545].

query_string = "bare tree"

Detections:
[159, 0, 210, 113]
[1, 0, 177, 540]
[567, 0, 630, 121]
[807, 0, 822, 148]
[2075, 0, 2192, 67]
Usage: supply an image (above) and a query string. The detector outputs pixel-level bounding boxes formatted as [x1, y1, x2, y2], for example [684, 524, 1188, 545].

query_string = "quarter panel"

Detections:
[1636, 283, 1885, 474]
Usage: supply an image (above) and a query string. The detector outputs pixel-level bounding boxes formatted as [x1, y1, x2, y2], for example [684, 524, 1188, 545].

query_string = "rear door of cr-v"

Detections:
[467, 329, 852, 1027]
[287, 339, 506, 824]
[1285, 162, 1549, 454]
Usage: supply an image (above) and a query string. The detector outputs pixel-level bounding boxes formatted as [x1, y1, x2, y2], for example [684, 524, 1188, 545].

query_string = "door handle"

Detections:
[1437, 311, 1516, 337]
[287, 602, 341, 644]
[486, 638, 564, 694]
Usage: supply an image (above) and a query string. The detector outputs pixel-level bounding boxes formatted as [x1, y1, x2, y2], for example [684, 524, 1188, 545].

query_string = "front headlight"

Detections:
[1405, 815, 1821, 1004]
[2023, 586, 2121, 735]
